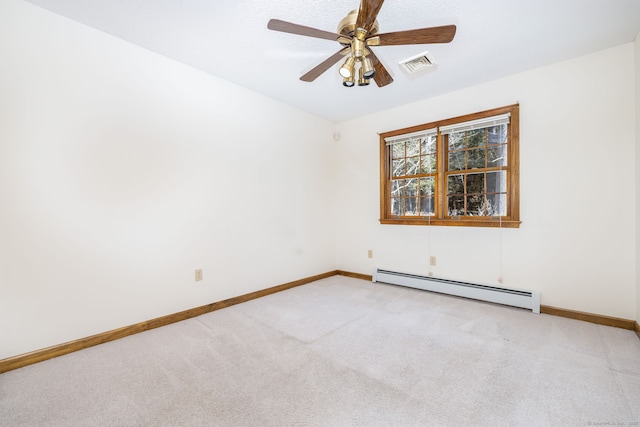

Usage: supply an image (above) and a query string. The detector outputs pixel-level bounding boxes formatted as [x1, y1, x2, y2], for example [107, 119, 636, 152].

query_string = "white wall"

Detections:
[335, 43, 637, 320]
[0, 0, 336, 359]
[636, 32, 640, 325]
[1, 1, 637, 362]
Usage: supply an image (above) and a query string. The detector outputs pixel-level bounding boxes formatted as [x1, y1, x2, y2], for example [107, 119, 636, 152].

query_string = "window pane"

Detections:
[486, 171, 507, 193]
[391, 180, 404, 197]
[406, 157, 420, 175]
[467, 148, 486, 169]
[419, 177, 434, 196]
[421, 136, 436, 154]
[391, 198, 402, 216]
[406, 140, 420, 156]
[448, 151, 465, 171]
[466, 173, 485, 193]
[448, 174, 464, 195]
[487, 194, 507, 216]
[392, 159, 405, 177]
[392, 142, 405, 159]
[448, 195, 464, 216]
[466, 129, 486, 148]
[421, 154, 436, 173]
[488, 124, 507, 145]
[404, 197, 419, 216]
[448, 133, 464, 151]
[488, 145, 507, 167]
[466, 194, 484, 216]
[420, 197, 435, 216]
[405, 178, 418, 197]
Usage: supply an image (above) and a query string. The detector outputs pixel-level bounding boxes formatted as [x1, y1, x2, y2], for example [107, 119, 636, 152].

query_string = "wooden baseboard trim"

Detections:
[540, 305, 635, 330]
[3, 271, 637, 373]
[336, 270, 373, 281]
[337, 271, 640, 340]
[0, 270, 339, 374]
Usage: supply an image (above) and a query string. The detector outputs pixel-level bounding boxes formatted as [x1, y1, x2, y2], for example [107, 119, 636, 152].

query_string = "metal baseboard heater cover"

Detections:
[373, 269, 540, 313]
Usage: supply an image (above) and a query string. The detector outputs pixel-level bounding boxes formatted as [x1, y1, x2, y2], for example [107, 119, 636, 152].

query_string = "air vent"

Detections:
[399, 51, 436, 74]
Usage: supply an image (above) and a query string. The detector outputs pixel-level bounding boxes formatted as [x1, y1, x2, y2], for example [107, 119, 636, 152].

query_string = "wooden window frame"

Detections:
[379, 104, 521, 228]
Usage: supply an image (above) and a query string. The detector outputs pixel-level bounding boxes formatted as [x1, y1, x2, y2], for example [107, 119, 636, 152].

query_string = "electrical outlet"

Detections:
[367, 249, 373, 259]
[429, 256, 436, 266]
[195, 269, 203, 282]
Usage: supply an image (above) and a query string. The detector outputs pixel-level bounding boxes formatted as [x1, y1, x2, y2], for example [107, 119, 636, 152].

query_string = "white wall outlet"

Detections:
[429, 256, 436, 266]
[195, 269, 203, 281]
[367, 249, 373, 258]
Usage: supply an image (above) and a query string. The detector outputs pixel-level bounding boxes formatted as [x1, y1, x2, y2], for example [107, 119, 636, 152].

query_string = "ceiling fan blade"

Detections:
[368, 50, 393, 87]
[268, 19, 343, 42]
[375, 25, 457, 46]
[355, 0, 385, 34]
[300, 49, 348, 82]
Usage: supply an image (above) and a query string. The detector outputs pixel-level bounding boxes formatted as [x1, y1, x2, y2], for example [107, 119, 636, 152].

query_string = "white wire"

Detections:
[498, 208, 503, 283]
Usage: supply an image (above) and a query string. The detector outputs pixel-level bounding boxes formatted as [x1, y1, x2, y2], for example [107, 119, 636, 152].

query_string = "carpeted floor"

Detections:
[1, 275, 639, 426]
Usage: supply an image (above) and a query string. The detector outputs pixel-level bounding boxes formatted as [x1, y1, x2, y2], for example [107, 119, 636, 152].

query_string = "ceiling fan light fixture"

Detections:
[357, 67, 370, 86]
[343, 75, 355, 87]
[361, 56, 375, 79]
[339, 56, 356, 78]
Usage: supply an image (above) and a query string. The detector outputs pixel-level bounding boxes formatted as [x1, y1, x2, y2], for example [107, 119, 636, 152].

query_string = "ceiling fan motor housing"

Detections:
[337, 9, 379, 40]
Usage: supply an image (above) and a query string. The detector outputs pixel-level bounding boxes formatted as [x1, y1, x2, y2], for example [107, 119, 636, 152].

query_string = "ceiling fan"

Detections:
[267, 0, 456, 88]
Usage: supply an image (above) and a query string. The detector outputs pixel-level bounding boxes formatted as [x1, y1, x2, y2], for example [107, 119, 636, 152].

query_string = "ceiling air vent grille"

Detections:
[399, 51, 436, 74]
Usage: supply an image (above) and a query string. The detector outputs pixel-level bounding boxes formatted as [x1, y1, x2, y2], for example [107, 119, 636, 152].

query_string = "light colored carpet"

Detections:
[1, 275, 639, 426]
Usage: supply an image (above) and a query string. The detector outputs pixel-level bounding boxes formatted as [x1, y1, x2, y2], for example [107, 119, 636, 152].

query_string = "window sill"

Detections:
[379, 218, 521, 228]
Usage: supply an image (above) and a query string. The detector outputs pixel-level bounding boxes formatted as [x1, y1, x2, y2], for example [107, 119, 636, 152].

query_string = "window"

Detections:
[379, 104, 520, 228]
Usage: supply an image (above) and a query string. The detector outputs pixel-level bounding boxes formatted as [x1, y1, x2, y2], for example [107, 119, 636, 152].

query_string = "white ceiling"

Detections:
[23, 0, 640, 122]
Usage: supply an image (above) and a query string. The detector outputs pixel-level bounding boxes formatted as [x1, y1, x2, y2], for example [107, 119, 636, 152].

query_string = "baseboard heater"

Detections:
[373, 269, 540, 313]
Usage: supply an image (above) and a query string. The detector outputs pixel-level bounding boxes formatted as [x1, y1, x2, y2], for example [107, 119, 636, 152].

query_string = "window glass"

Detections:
[380, 105, 520, 228]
